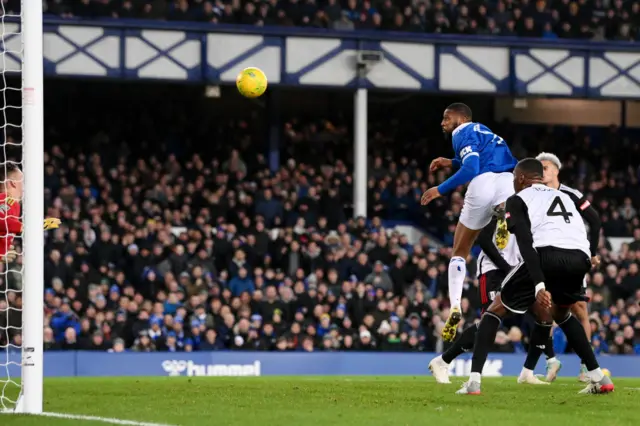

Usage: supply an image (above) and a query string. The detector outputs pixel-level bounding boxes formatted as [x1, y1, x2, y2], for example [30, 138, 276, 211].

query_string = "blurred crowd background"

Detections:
[6, 0, 632, 41]
[0, 80, 638, 357]
[0, 0, 638, 359]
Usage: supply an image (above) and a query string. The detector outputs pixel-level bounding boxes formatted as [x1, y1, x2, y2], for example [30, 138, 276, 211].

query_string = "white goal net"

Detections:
[0, 0, 44, 414]
[0, 3, 25, 412]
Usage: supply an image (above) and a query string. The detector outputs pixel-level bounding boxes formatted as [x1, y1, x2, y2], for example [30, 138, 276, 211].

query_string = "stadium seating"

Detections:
[2, 84, 638, 356]
[37, 0, 640, 41]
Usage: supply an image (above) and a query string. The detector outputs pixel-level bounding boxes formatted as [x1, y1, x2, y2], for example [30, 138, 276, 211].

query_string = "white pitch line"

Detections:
[0, 411, 177, 426]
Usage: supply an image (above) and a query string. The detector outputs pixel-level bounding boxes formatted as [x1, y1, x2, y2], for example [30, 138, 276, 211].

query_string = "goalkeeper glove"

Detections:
[1, 245, 17, 263]
[43, 217, 61, 231]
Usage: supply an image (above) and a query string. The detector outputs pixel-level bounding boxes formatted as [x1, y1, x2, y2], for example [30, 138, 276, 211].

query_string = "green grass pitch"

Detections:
[2, 377, 638, 426]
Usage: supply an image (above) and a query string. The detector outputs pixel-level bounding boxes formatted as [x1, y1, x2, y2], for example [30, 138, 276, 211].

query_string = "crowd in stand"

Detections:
[29, 0, 640, 41]
[1, 87, 639, 357]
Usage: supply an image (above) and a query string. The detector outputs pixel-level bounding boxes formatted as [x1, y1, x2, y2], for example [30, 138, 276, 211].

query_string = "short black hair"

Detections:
[446, 103, 472, 120]
[515, 158, 543, 178]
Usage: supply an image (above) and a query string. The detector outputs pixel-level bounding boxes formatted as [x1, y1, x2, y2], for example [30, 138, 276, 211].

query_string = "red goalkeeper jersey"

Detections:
[0, 193, 21, 258]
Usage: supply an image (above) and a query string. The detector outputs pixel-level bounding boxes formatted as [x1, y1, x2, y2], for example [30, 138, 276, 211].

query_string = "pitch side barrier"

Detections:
[4, 351, 639, 378]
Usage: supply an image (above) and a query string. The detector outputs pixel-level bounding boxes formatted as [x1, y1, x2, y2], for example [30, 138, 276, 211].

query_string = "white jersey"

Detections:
[559, 183, 584, 201]
[513, 184, 590, 257]
[559, 182, 592, 233]
[477, 220, 522, 277]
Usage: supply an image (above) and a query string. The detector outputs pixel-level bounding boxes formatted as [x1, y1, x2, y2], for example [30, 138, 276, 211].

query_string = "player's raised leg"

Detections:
[443, 174, 515, 341]
[431, 237, 510, 384]
[421, 103, 517, 341]
[443, 223, 480, 341]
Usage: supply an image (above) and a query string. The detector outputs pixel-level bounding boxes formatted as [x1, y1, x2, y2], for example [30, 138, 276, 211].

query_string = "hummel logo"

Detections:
[162, 360, 188, 376]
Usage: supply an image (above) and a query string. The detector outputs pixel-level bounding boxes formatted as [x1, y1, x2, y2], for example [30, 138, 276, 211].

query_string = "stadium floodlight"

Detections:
[0, 0, 44, 414]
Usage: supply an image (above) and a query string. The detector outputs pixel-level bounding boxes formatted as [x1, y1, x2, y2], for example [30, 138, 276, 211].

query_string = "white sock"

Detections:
[580, 363, 586, 370]
[546, 357, 558, 364]
[448, 256, 466, 308]
[520, 367, 534, 376]
[470, 372, 481, 383]
[587, 368, 604, 382]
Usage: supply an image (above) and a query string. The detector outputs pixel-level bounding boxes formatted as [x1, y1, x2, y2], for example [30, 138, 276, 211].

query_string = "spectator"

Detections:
[40, 0, 640, 41]
[229, 267, 255, 296]
[0, 79, 637, 360]
[364, 260, 394, 292]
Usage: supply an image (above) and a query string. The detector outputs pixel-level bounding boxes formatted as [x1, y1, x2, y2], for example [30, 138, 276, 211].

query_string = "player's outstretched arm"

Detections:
[477, 217, 512, 273]
[429, 157, 453, 172]
[436, 153, 480, 196]
[420, 187, 441, 205]
[580, 205, 601, 267]
[505, 196, 546, 287]
[0, 217, 61, 233]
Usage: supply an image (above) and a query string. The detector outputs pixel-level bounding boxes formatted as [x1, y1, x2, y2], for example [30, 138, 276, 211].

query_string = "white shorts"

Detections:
[459, 172, 514, 230]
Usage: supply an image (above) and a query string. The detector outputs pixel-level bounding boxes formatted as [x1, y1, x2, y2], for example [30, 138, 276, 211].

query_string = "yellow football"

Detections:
[602, 368, 611, 377]
[236, 67, 267, 98]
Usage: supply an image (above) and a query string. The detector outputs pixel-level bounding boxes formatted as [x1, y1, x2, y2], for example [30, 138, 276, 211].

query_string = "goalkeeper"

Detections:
[0, 164, 60, 262]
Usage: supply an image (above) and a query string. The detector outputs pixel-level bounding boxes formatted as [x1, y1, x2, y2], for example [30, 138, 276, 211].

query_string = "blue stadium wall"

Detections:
[8, 352, 640, 377]
[2, 17, 639, 98]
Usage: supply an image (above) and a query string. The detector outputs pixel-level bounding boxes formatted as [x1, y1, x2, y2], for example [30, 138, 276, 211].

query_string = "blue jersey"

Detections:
[452, 122, 517, 173]
[437, 122, 517, 195]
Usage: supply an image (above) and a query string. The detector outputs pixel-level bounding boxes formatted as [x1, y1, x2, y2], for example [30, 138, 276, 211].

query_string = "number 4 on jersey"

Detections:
[547, 196, 573, 223]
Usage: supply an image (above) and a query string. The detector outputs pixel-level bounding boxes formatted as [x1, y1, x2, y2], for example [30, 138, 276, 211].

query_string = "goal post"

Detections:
[17, 0, 44, 414]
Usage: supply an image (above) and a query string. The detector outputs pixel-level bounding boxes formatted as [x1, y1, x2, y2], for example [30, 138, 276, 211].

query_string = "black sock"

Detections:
[543, 336, 555, 359]
[558, 314, 598, 371]
[523, 322, 552, 370]
[471, 312, 501, 374]
[442, 324, 478, 364]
